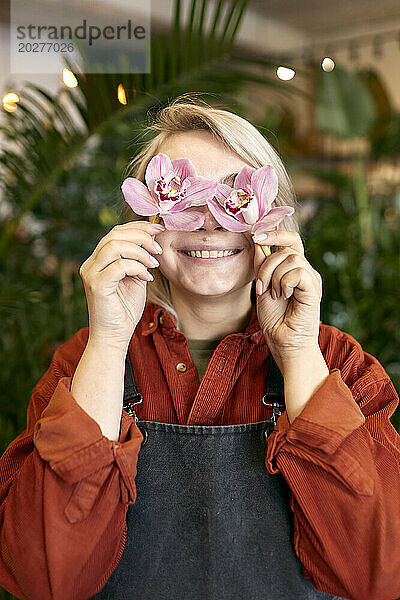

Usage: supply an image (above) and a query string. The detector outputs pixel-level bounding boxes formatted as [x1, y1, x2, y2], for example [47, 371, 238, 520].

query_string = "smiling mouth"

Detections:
[178, 249, 244, 261]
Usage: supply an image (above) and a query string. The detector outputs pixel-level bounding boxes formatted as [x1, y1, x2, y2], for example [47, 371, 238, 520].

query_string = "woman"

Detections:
[0, 97, 399, 600]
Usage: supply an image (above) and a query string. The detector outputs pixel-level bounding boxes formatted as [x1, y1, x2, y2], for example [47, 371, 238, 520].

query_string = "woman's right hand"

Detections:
[79, 220, 165, 350]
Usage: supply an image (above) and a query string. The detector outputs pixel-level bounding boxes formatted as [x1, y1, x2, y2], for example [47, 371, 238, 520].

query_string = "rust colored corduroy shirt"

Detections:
[1, 301, 400, 600]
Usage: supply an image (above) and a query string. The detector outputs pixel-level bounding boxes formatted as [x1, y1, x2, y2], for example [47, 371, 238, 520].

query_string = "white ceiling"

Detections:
[248, 0, 400, 38]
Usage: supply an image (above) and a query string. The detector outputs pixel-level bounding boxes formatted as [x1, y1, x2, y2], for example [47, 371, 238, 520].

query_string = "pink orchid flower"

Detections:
[121, 152, 217, 231]
[207, 165, 294, 239]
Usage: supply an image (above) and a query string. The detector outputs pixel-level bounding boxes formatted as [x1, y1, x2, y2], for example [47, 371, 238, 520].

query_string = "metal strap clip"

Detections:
[123, 392, 143, 423]
[123, 393, 148, 446]
[261, 395, 283, 425]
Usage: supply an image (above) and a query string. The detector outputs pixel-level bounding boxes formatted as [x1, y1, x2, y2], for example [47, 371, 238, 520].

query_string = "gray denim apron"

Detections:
[91, 351, 344, 600]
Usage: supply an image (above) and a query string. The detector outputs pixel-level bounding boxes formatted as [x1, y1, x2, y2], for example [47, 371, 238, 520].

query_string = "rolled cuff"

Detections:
[265, 369, 366, 473]
[33, 376, 144, 486]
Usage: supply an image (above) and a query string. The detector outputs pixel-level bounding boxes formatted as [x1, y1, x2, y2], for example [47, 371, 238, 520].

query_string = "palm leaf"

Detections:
[0, 0, 303, 259]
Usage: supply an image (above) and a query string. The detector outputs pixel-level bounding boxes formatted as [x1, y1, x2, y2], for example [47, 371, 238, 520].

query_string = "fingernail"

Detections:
[253, 233, 268, 243]
[153, 241, 163, 254]
[256, 279, 263, 295]
[152, 224, 165, 230]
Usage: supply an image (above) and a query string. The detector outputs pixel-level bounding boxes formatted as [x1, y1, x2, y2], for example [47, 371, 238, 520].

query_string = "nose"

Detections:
[197, 207, 225, 231]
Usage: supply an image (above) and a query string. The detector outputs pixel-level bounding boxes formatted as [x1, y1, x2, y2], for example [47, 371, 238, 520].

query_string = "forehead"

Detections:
[159, 130, 251, 180]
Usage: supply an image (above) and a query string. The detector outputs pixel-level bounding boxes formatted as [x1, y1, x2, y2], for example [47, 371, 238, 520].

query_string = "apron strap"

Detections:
[261, 354, 285, 425]
[123, 349, 144, 421]
[123, 347, 285, 425]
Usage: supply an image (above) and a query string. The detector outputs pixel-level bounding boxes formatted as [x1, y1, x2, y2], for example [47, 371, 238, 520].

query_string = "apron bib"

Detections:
[91, 351, 344, 600]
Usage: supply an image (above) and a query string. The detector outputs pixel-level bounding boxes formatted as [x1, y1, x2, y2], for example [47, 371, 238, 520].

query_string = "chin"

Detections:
[181, 282, 246, 297]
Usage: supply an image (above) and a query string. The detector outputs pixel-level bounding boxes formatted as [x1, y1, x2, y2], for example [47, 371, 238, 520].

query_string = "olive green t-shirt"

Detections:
[187, 313, 252, 382]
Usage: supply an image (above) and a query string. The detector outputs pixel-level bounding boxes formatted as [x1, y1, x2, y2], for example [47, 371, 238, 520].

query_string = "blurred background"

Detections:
[0, 3, 399, 592]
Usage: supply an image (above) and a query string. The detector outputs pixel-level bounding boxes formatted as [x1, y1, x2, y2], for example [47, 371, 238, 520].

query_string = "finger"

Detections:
[257, 251, 305, 293]
[279, 267, 319, 302]
[93, 240, 161, 273]
[93, 225, 163, 260]
[112, 220, 165, 236]
[98, 257, 154, 287]
[254, 230, 304, 256]
[253, 237, 303, 281]
[270, 254, 322, 298]
[270, 256, 308, 298]
[115, 220, 164, 232]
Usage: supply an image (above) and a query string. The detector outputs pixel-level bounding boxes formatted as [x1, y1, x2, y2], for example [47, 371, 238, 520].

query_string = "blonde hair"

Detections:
[118, 94, 301, 329]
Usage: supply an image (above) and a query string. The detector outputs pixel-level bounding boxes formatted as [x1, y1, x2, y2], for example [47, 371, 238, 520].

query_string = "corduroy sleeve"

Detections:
[0, 329, 143, 600]
[264, 326, 400, 600]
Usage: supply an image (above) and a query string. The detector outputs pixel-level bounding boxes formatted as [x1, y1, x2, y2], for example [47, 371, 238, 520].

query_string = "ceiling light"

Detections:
[276, 66, 295, 81]
[2, 92, 20, 112]
[117, 83, 127, 105]
[62, 68, 78, 88]
[3, 102, 18, 113]
[321, 57, 335, 72]
[3, 92, 19, 104]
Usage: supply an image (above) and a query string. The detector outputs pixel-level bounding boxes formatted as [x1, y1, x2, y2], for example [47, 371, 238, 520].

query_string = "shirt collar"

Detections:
[140, 301, 264, 344]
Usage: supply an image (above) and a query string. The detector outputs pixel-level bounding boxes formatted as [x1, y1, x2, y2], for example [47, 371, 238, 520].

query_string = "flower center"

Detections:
[154, 174, 185, 202]
[225, 187, 254, 216]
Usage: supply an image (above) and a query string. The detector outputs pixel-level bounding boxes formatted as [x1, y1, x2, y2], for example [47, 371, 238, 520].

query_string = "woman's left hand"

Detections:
[252, 230, 323, 366]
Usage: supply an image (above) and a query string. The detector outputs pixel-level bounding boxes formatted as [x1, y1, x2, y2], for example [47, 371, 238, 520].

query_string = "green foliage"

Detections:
[358, 69, 393, 143]
[0, 0, 303, 449]
[0, 5, 399, 595]
[316, 62, 377, 138]
[0, 3, 302, 593]
[299, 163, 400, 431]
[371, 112, 400, 158]
[306, 61, 399, 430]
[0, 2, 398, 456]
[2, 0, 304, 258]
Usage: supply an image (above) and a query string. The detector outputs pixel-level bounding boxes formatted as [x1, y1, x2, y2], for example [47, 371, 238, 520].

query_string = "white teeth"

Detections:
[182, 249, 240, 258]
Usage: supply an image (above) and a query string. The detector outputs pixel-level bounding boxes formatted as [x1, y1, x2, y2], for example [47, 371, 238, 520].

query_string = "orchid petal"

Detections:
[207, 197, 250, 232]
[161, 210, 206, 231]
[251, 206, 295, 236]
[250, 166, 279, 216]
[158, 199, 179, 213]
[234, 166, 254, 191]
[145, 152, 173, 190]
[241, 196, 261, 225]
[214, 183, 233, 204]
[214, 183, 248, 226]
[169, 177, 217, 211]
[121, 178, 159, 215]
[171, 158, 197, 180]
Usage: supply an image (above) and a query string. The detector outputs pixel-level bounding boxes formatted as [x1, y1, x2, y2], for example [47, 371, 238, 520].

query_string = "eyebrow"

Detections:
[218, 172, 239, 186]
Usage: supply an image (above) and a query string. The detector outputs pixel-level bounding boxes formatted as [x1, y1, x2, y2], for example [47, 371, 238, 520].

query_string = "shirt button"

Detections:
[148, 321, 154, 328]
[159, 315, 164, 325]
[176, 362, 187, 372]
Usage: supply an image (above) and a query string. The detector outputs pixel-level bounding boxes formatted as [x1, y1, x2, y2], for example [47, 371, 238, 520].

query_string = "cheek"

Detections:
[152, 233, 176, 260]
[155, 246, 182, 277]
[153, 231, 169, 246]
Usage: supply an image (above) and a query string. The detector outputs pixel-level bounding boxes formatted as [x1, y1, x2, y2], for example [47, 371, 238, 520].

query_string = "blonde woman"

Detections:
[0, 97, 399, 600]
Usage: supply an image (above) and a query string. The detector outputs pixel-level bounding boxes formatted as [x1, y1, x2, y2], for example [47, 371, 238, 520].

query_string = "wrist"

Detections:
[280, 347, 330, 424]
[270, 343, 322, 375]
[87, 335, 129, 359]
[280, 345, 324, 372]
